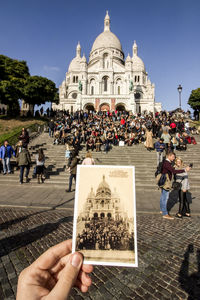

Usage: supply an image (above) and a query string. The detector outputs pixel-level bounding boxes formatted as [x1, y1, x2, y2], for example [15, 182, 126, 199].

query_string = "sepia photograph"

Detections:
[72, 165, 138, 267]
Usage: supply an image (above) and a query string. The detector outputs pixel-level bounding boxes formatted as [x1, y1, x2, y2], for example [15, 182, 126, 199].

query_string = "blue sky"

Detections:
[0, 0, 200, 112]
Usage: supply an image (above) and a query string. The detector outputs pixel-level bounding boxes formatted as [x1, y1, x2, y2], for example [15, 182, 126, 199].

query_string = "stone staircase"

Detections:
[0, 132, 199, 212]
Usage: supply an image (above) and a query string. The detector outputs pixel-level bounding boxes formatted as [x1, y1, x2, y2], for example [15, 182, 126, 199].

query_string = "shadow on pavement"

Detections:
[179, 244, 200, 300]
[167, 190, 193, 213]
[0, 216, 73, 257]
[0, 197, 74, 230]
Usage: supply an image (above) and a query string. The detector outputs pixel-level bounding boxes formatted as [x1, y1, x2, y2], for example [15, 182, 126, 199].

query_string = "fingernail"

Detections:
[71, 254, 81, 268]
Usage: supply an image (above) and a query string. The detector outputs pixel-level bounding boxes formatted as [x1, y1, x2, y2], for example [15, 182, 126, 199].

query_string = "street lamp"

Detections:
[177, 84, 182, 109]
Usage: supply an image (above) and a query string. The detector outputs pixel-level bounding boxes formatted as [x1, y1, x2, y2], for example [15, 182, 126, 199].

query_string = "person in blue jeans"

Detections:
[18, 146, 31, 184]
[0, 140, 16, 174]
[160, 151, 190, 220]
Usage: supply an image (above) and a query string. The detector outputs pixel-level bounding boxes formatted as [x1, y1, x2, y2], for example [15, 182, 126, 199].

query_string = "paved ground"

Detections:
[0, 207, 200, 300]
[0, 133, 200, 299]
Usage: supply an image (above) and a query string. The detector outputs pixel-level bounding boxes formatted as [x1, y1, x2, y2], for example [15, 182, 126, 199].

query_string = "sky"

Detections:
[0, 0, 200, 112]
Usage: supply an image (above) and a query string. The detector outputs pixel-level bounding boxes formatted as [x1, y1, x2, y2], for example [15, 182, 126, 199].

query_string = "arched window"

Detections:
[137, 76, 140, 82]
[116, 78, 121, 95]
[73, 76, 75, 83]
[118, 86, 120, 95]
[103, 76, 109, 92]
[76, 76, 78, 83]
[90, 79, 95, 95]
[134, 76, 137, 83]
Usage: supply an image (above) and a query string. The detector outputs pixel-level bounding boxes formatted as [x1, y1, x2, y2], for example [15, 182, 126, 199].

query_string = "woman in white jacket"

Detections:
[175, 157, 191, 218]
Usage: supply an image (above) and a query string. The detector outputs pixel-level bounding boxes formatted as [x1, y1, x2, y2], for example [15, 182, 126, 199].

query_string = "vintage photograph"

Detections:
[72, 165, 138, 267]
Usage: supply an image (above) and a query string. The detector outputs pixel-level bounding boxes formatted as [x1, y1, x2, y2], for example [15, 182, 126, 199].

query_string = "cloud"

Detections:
[43, 65, 60, 72]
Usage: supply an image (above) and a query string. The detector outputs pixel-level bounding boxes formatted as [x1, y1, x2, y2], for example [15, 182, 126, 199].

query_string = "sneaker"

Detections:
[3, 173, 6, 175]
[20, 182, 23, 184]
[163, 215, 174, 220]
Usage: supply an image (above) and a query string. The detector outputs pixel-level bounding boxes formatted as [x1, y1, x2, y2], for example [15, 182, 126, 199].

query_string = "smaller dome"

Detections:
[132, 55, 145, 72]
[68, 57, 82, 72]
[125, 53, 132, 63]
[81, 54, 87, 63]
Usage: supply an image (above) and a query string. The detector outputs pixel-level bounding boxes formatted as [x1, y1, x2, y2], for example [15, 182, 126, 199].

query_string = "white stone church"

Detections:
[53, 11, 161, 114]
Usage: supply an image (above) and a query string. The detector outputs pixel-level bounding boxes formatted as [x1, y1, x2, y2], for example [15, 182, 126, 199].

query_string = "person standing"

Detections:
[0, 140, 16, 174]
[145, 128, 153, 151]
[18, 146, 31, 184]
[35, 149, 45, 184]
[175, 157, 191, 218]
[160, 151, 190, 220]
[18, 128, 29, 148]
[66, 151, 79, 192]
[48, 119, 55, 137]
[155, 138, 165, 166]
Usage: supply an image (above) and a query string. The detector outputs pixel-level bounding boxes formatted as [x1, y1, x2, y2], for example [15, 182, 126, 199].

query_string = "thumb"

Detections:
[48, 252, 83, 300]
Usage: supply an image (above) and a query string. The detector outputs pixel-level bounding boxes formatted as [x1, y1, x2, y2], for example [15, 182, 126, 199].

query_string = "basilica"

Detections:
[53, 12, 161, 114]
[79, 175, 129, 223]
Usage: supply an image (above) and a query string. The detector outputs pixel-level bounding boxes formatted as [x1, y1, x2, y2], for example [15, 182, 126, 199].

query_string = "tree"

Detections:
[188, 88, 200, 111]
[23, 76, 59, 113]
[0, 55, 30, 115]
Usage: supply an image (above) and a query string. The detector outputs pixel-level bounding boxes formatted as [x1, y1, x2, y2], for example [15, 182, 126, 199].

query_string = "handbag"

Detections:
[172, 177, 183, 190]
[172, 181, 182, 190]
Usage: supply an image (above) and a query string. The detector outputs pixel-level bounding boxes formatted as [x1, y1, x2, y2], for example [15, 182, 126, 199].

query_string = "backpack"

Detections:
[155, 161, 167, 188]
[155, 161, 163, 177]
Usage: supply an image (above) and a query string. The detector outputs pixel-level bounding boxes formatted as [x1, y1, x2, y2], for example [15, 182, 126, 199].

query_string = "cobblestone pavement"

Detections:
[0, 208, 200, 300]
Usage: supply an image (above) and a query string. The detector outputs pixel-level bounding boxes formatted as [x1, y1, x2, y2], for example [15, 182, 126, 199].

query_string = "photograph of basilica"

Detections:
[73, 165, 137, 267]
[53, 11, 161, 114]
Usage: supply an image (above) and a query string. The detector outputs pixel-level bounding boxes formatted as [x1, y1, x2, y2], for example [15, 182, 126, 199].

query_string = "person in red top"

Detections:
[170, 122, 176, 134]
[160, 151, 191, 220]
[120, 118, 125, 126]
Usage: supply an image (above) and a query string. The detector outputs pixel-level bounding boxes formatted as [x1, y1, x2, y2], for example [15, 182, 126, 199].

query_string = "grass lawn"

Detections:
[0, 117, 47, 145]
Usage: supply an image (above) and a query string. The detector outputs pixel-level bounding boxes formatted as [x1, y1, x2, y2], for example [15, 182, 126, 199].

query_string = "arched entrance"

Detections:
[84, 103, 95, 112]
[116, 103, 126, 111]
[100, 103, 110, 112]
[100, 213, 105, 219]
[93, 213, 98, 219]
[107, 213, 112, 219]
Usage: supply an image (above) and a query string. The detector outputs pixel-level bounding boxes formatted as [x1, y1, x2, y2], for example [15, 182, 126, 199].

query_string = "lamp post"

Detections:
[177, 84, 182, 110]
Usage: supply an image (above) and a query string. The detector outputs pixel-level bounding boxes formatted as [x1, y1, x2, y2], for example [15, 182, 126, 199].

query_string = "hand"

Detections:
[185, 166, 191, 172]
[16, 240, 93, 300]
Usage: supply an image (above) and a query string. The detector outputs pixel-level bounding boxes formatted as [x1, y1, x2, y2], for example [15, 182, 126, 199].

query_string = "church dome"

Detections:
[68, 57, 82, 72]
[91, 11, 123, 53]
[91, 31, 122, 52]
[68, 42, 83, 72]
[96, 175, 111, 195]
[132, 55, 145, 72]
[132, 41, 145, 72]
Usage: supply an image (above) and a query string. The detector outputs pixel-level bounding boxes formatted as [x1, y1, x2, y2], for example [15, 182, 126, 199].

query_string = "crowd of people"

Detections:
[48, 110, 197, 156]
[76, 217, 134, 251]
[0, 128, 45, 184]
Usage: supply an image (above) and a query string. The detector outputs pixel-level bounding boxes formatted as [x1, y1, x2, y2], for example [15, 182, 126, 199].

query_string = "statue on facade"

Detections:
[78, 80, 82, 92]
[129, 80, 133, 92]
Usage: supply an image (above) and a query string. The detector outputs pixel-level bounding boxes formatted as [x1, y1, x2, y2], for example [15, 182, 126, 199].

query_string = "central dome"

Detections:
[91, 31, 122, 52]
[91, 11, 123, 54]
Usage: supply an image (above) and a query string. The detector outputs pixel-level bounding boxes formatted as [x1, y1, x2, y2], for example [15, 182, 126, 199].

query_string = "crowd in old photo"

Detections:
[76, 217, 134, 251]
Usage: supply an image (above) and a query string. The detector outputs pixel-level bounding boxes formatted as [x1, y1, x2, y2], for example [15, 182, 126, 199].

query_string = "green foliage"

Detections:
[0, 55, 59, 116]
[23, 76, 59, 107]
[0, 55, 30, 115]
[188, 88, 200, 111]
